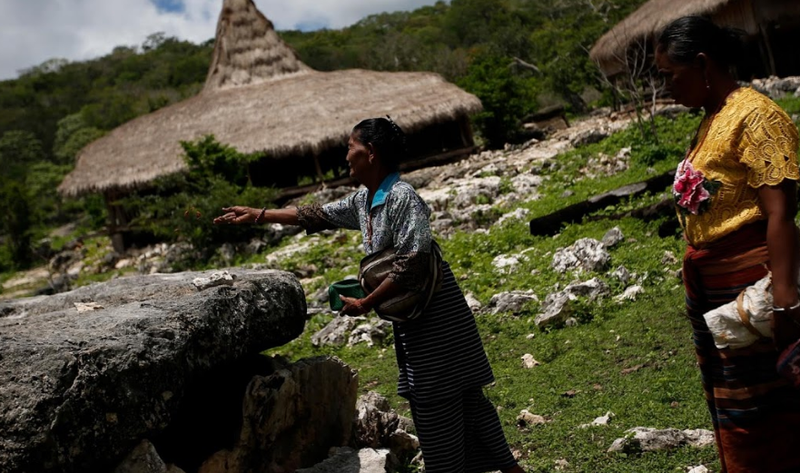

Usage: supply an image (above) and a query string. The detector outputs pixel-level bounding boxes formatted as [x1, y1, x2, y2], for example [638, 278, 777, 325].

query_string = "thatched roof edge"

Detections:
[589, 0, 733, 76]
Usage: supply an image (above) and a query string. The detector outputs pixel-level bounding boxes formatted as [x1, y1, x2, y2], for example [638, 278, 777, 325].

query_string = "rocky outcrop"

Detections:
[199, 356, 358, 473]
[0, 269, 307, 473]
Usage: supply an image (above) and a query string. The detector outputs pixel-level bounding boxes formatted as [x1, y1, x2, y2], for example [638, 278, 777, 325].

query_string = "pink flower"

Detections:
[674, 160, 711, 215]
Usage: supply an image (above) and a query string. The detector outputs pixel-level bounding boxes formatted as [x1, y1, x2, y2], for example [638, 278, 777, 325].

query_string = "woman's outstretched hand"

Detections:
[213, 206, 258, 225]
[338, 296, 372, 317]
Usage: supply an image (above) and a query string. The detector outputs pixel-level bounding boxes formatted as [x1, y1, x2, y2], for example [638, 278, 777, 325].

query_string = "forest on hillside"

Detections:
[0, 0, 648, 273]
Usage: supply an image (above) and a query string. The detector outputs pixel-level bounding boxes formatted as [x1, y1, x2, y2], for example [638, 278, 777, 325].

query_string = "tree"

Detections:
[458, 52, 538, 147]
[53, 113, 105, 163]
[0, 181, 32, 269]
[0, 130, 44, 180]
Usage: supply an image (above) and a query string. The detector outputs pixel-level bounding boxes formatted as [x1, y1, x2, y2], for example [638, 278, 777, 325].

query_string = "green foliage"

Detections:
[458, 52, 538, 147]
[0, 181, 32, 269]
[125, 136, 277, 260]
[53, 113, 106, 163]
[0, 130, 44, 180]
[25, 162, 73, 225]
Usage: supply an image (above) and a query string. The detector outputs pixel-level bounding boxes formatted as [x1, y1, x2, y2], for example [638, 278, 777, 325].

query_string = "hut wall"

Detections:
[753, 0, 800, 77]
[712, 0, 758, 35]
[755, 0, 800, 24]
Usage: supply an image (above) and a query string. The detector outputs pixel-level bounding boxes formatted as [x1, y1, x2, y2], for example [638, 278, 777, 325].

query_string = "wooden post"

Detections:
[312, 154, 325, 186]
[459, 116, 475, 148]
[759, 22, 778, 76]
[104, 191, 127, 253]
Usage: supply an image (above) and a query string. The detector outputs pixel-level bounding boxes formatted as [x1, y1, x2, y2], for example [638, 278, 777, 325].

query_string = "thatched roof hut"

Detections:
[58, 0, 482, 197]
[590, 0, 800, 79]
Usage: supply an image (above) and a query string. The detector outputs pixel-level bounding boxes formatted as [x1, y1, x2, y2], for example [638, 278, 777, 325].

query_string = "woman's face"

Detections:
[655, 46, 707, 108]
[346, 132, 372, 181]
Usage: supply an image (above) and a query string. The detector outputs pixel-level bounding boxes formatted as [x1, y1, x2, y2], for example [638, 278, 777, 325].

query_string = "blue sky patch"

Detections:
[294, 19, 330, 32]
[152, 0, 185, 14]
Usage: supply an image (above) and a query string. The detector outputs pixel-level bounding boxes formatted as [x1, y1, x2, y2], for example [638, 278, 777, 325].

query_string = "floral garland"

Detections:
[673, 158, 721, 216]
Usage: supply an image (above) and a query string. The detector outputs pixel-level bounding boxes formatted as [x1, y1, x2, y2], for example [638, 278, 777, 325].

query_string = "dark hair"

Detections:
[352, 116, 408, 172]
[657, 16, 744, 69]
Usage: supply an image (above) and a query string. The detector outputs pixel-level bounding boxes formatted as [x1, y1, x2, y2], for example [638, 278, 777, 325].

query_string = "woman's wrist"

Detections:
[773, 301, 800, 312]
[253, 207, 268, 224]
[359, 297, 375, 312]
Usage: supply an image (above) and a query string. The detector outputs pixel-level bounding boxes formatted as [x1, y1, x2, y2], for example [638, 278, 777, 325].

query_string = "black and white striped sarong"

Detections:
[393, 262, 515, 472]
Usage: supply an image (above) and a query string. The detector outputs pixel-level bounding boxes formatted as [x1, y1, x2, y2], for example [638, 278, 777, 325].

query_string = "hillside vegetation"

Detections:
[3, 1, 800, 471]
[0, 0, 650, 274]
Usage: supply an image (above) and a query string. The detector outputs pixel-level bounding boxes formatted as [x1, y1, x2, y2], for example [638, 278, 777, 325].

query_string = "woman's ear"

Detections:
[696, 53, 710, 89]
[367, 143, 376, 162]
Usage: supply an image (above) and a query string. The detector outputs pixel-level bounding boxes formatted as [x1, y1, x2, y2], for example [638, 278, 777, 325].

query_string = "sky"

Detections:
[0, 0, 444, 80]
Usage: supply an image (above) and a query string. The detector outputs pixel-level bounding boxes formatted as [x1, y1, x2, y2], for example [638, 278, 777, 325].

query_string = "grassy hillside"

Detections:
[258, 110, 721, 472]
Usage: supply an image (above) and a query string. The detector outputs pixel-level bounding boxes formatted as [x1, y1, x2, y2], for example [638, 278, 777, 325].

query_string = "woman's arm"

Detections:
[759, 180, 800, 349]
[213, 206, 299, 226]
[338, 278, 405, 317]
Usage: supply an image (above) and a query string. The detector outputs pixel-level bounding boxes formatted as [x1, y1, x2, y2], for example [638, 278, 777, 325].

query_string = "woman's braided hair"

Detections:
[352, 116, 408, 172]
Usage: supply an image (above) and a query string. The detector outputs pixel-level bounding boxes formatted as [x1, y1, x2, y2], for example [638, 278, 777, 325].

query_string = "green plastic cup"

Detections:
[328, 279, 366, 311]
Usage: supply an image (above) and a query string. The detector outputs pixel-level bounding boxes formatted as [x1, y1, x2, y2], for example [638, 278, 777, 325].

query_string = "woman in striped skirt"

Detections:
[657, 17, 800, 472]
[215, 117, 525, 473]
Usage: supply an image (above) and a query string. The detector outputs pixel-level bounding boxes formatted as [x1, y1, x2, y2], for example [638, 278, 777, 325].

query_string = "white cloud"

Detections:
[0, 0, 444, 80]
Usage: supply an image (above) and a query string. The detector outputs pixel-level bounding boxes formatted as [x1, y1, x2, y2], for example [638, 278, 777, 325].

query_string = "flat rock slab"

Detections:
[0, 269, 307, 473]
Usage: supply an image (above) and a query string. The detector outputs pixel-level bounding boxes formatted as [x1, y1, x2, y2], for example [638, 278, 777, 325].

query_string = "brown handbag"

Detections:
[358, 241, 443, 322]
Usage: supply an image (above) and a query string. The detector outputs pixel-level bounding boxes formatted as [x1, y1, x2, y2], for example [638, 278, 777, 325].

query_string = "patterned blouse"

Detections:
[296, 172, 435, 291]
[675, 87, 800, 246]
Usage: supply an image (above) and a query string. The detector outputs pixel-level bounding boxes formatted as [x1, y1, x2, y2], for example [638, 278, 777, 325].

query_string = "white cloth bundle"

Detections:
[703, 274, 773, 350]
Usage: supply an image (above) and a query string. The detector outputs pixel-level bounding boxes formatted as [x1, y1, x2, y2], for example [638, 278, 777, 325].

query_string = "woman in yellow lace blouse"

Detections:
[656, 16, 800, 473]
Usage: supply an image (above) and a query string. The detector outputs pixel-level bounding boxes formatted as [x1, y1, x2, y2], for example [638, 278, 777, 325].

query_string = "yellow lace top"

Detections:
[676, 87, 799, 247]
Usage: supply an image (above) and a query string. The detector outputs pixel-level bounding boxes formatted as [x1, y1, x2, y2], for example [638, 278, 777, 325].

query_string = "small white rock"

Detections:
[192, 270, 236, 290]
[521, 354, 540, 369]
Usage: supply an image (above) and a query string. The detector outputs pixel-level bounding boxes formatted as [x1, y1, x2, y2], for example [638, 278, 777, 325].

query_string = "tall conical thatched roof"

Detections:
[203, 0, 311, 91]
[58, 0, 482, 197]
[590, 0, 735, 77]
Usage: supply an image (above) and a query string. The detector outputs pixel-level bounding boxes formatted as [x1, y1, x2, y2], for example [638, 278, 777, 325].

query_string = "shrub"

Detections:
[458, 51, 538, 147]
[124, 135, 277, 260]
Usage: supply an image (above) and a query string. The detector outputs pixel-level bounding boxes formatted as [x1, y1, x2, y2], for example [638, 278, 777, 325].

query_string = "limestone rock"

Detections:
[354, 391, 415, 453]
[489, 290, 539, 315]
[347, 319, 392, 347]
[464, 293, 483, 313]
[535, 291, 572, 328]
[311, 316, 367, 347]
[516, 409, 549, 427]
[521, 354, 540, 369]
[0, 269, 306, 473]
[601, 227, 624, 248]
[615, 285, 645, 302]
[113, 440, 185, 473]
[492, 253, 529, 274]
[608, 427, 715, 453]
[192, 270, 236, 290]
[610, 265, 631, 285]
[200, 356, 359, 473]
[295, 447, 395, 473]
[552, 238, 610, 274]
[564, 277, 609, 301]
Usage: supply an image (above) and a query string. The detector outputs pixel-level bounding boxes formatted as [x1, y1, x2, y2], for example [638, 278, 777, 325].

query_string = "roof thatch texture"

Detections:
[58, 0, 482, 197]
[203, 0, 312, 91]
[590, 0, 734, 76]
[59, 70, 482, 196]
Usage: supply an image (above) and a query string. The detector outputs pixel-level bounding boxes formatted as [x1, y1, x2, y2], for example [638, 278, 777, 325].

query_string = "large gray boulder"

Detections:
[0, 269, 307, 473]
